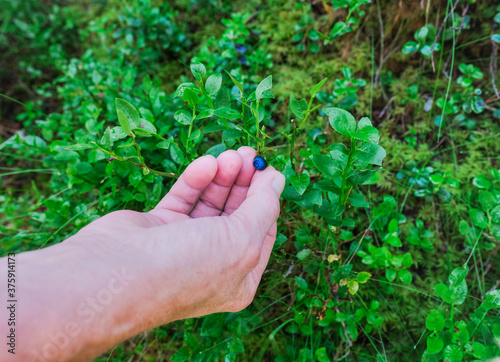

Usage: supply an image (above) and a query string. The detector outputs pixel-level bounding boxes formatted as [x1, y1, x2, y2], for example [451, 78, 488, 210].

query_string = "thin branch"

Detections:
[345, 228, 371, 266]
[430, 0, 462, 72]
[491, 36, 500, 99]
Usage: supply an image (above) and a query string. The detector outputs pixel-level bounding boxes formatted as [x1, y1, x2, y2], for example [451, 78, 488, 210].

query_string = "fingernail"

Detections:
[271, 173, 286, 196]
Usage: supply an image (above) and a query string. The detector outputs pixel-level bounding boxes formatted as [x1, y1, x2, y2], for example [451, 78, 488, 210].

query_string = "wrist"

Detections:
[16, 232, 176, 361]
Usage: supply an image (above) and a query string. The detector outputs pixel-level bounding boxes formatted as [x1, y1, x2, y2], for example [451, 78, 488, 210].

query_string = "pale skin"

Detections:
[0, 146, 285, 362]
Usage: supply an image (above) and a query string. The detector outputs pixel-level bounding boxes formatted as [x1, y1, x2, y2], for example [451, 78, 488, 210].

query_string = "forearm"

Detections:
[1, 233, 175, 362]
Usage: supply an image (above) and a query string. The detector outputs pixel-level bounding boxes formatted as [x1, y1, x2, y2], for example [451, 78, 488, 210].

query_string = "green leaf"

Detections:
[426, 310, 445, 331]
[324, 107, 356, 138]
[116, 109, 132, 135]
[256, 75, 272, 101]
[415, 26, 428, 43]
[108, 126, 128, 142]
[174, 109, 192, 125]
[308, 30, 320, 41]
[429, 174, 444, 184]
[225, 71, 244, 94]
[472, 175, 492, 189]
[310, 77, 328, 97]
[214, 107, 241, 120]
[346, 169, 376, 186]
[449, 266, 468, 287]
[229, 336, 244, 354]
[352, 126, 380, 143]
[215, 88, 231, 109]
[388, 218, 398, 233]
[357, 272, 371, 284]
[188, 129, 203, 143]
[426, 335, 443, 354]
[69, 143, 94, 151]
[469, 208, 487, 228]
[458, 220, 470, 236]
[342, 66, 352, 80]
[492, 323, 500, 338]
[170, 347, 190, 362]
[92, 69, 102, 85]
[290, 94, 308, 120]
[398, 269, 412, 284]
[347, 280, 359, 295]
[156, 138, 173, 150]
[137, 118, 156, 133]
[295, 276, 308, 290]
[170, 145, 185, 165]
[452, 321, 470, 345]
[402, 252, 413, 268]
[297, 248, 311, 260]
[357, 117, 372, 129]
[291, 174, 310, 195]
[309, 43, 320, 53]
[310, 154, 343, 177]
[435, 283, 454, 303]
[481, 290, 500, 310]
[304, 190, 322, 205]
[442, 345, 463, 362]
[204, 143, 226, 158]
[197, 109, 214, 119]
[386, 235, 402, 247]
[315, 347, 329, 362]
[183, 88, 199, 108]
[471, 342, 486, 358]
[402, 41, 417, 54]
[116, 98, 141, 129]
[478, 190, 496, 211]
[190, 62, 206, 80]
[143, 75, 152, 92]
[386, 268, 396, 282]
[354, 143, 386, 166]
[174, 82, 198, 98]
[492, 205, 500, 223]
[205, 73, 222, 96]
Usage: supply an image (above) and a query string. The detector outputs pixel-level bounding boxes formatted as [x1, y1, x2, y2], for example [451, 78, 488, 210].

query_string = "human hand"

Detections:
[75, 146, 285, 325]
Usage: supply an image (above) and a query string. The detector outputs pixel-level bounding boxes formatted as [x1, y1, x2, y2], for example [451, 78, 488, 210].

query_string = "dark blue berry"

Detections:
[253, 156, 267, 170]
[235, 44, 247, 54]
[237, 56, 248, 65]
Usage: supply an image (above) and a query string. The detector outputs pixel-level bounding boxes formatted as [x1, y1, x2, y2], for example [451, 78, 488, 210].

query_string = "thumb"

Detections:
[230, 168, 285, 242]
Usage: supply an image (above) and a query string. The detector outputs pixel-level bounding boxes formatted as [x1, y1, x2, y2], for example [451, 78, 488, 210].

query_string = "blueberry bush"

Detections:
[1, 0, 500, 360]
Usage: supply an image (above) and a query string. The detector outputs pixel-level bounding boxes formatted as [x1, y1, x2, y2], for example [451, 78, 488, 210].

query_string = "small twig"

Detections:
[338, 228, 370, 247]
[483, 232, 499, 244]
[430, 135, 447, 151]
[374, 0, 384, 86]
[336, 306, 353, 348]
[430, 0, 462, 72]
[378, 96, 395, 119]
[490, 36, 500, 99]
[345, 228, 370, 265]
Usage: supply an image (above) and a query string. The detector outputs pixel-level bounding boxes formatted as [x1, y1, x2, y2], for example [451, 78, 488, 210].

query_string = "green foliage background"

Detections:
[1, 0, 500, 361]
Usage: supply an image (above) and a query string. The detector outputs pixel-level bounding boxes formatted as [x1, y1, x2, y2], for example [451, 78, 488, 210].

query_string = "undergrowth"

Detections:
[1, 0, 500, 361]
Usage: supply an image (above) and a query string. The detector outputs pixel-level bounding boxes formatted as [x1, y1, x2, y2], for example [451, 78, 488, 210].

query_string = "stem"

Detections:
[242, 97, 249, 145]
[298, 96, 315, 130]
[131, 135, 145, 167]
[255, 101, 260, 150]
[340, 138, 357, 205]
[90, 142, 177, 178]
[185, 106, 196, 153]
[199, 79, 214, 109]
[290, 94, 317, 171]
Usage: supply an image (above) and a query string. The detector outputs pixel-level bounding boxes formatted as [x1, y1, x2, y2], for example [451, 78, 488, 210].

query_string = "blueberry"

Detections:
[235, 44, 247, 54]
[253, 156, 267, 170]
